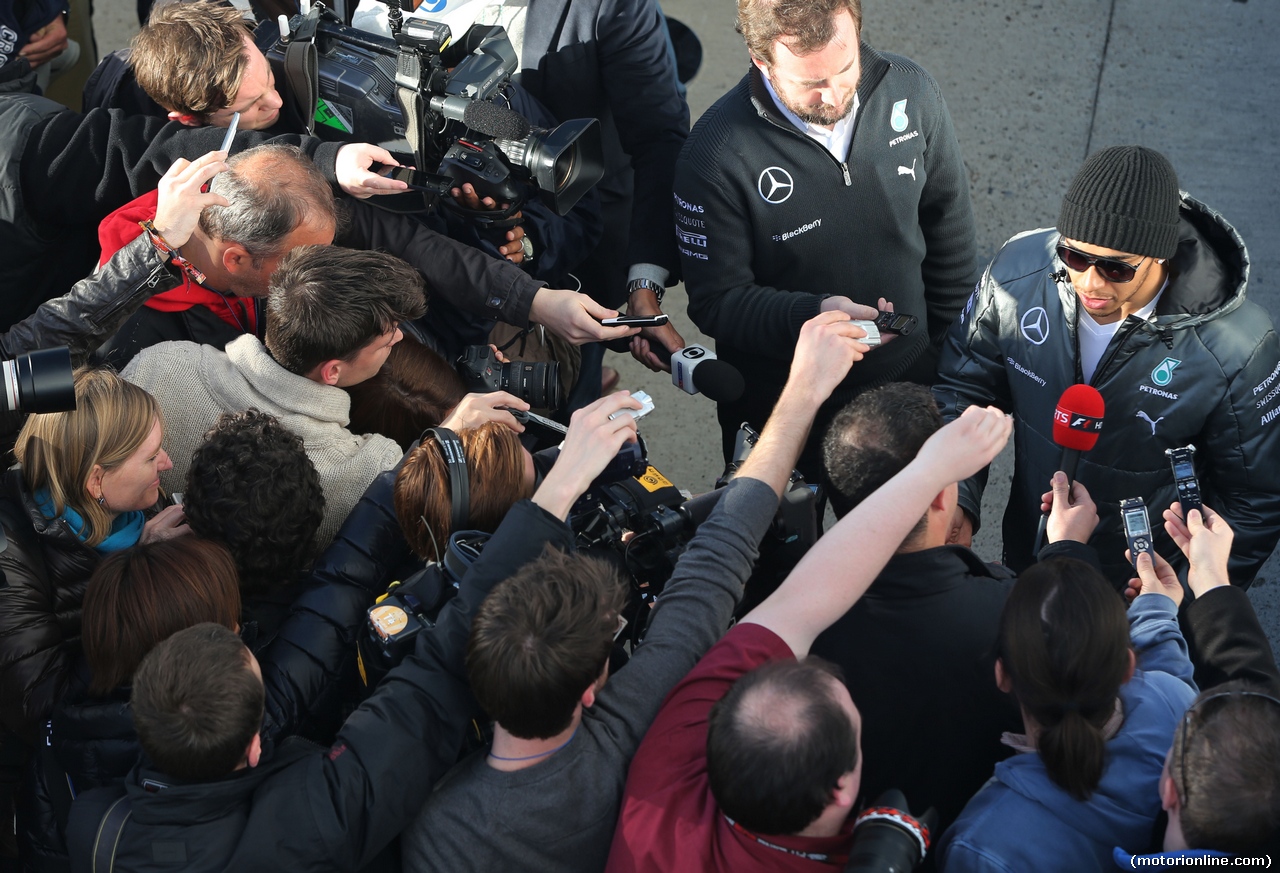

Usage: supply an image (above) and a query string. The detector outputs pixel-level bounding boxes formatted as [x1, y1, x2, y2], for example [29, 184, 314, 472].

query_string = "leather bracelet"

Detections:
[138, 219, 206, 285]
[627, 278, 665, 307]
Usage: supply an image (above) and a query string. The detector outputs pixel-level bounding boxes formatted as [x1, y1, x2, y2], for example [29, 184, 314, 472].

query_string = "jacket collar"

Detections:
[868, 545, 1013, 599]
[747, 41, 890, 128]
[125, 739, 317, 824]
[3, 465, 84, 545]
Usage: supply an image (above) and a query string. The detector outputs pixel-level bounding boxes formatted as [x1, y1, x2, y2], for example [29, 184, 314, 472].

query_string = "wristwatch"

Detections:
[520, 235, 534, 262]
[626, 278, 665, 307]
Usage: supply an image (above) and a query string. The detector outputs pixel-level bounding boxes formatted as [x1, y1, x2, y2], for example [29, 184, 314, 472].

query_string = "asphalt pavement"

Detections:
[92, 0, 1280, 646]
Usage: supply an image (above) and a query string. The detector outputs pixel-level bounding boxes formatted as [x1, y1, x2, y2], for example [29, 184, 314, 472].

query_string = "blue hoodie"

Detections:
[938, 594, 1198, 873]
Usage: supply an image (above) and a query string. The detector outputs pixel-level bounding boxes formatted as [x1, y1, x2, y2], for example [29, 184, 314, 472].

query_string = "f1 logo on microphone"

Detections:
[1055, 407, 1102, 432]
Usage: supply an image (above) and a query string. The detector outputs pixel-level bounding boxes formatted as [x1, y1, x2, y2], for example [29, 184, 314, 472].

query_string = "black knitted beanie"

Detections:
[1057, 146, 1181, 258]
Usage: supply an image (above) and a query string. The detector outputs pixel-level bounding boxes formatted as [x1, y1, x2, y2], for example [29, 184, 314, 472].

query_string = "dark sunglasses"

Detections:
[1175, 688, 1280, 807]
[1056, 243, 1147, 283]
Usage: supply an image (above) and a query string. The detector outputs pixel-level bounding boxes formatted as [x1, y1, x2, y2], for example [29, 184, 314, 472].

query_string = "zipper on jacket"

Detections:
[1090, 319, 1147, 388]
[756, 102, 860, 184]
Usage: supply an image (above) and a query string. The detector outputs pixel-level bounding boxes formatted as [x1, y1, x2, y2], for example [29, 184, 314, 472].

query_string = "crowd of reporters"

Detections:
[1, 0, 1279, 870]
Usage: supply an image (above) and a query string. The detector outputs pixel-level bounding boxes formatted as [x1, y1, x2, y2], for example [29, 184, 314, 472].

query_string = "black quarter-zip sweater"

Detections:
[674, 44, 978, 468]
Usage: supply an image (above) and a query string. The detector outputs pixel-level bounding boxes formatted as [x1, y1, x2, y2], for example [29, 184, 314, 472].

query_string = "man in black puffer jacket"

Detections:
[934, 146, 1280, 589]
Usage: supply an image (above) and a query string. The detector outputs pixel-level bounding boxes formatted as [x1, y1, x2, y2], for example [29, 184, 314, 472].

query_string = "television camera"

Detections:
[259, 2, 604, 216]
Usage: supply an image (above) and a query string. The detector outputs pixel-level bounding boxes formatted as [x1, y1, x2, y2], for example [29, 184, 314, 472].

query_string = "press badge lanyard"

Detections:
[723, 815, 848, 866]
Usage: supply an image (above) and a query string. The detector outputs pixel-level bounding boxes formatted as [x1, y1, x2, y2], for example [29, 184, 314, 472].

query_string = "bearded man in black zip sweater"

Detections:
[674, 0, 978, 476]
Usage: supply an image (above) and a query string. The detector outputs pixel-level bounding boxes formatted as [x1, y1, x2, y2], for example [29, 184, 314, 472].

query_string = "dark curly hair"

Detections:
[184, 410, 325, 594]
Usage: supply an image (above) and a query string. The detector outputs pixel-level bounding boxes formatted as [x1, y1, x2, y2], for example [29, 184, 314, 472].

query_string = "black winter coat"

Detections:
[64, 498, 572, 873]
[18, 461, 417, 871]
[0, 468, 103, 746]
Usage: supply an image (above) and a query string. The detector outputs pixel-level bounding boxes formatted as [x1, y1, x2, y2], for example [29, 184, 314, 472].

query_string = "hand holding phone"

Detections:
[600, 314, 669, 328]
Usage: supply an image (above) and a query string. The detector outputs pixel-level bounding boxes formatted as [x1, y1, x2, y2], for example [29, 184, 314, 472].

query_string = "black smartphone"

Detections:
[371, 163, 454, 195]
[874, 310, 918, 336]
[601, 314, 670, 327]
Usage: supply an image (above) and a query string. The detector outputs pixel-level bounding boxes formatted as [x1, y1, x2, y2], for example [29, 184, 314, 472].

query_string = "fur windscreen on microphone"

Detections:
[1051, 384, 1105, 452]
[462, 101, 532, 140]
[693, 359, 745, 403]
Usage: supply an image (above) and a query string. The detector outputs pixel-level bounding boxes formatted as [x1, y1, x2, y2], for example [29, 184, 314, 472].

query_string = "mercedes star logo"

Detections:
[757, 166, 795, 204]
[1020, 306, 1050, 345]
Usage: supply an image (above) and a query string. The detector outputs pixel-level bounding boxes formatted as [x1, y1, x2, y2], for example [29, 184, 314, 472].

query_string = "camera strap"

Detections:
[283, 7, 324, 135]
[392, 31, 433, 167]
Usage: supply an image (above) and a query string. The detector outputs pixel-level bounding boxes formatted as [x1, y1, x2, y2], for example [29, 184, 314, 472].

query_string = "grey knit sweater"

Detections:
[122, 335, 403, 548]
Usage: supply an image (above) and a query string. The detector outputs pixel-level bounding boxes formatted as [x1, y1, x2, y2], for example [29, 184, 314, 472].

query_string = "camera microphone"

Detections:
[671, 345, 745, 403]
[428, 96, 532, 140]
[1032, 383, 1105, 554]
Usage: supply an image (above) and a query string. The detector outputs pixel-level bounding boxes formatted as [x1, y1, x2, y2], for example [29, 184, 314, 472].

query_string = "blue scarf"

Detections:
[34, 489, 146, 553]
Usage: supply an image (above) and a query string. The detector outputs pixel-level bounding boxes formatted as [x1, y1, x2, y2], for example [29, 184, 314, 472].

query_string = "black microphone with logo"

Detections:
[671, 345, 745, 403]
[1032, 384, 1105, 555]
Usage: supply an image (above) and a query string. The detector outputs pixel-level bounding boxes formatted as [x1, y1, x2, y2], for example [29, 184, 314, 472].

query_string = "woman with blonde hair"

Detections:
[0, 368, 188, 748]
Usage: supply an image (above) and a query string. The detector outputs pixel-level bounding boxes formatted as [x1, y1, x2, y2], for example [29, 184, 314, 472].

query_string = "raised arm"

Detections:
[1, 151, 228, 363]
[742, 405, 1013, 657]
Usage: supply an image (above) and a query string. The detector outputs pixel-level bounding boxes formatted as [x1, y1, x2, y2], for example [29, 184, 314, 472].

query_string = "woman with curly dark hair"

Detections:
[182, 409, 325, 644]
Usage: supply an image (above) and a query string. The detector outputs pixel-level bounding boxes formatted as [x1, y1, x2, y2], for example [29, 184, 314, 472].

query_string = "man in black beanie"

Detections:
[933, 145, 1280, 590]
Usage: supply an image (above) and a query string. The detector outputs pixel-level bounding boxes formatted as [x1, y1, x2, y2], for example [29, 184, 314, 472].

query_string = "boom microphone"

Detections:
[426, 95, 533, 140]
[1033, 384, 1105, 554]
[671, 345, 745, 403]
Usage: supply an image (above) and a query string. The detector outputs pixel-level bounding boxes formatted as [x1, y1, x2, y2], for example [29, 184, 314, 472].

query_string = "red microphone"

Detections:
[1033, 385, 1105, 554]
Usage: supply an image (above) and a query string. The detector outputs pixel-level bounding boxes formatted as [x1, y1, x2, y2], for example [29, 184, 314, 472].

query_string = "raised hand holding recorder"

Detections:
[532, 391, 642, 519]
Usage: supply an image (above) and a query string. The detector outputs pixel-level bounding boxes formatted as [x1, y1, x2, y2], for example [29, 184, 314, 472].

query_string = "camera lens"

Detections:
[500, 361, 562, 411]
[0, 347, 75, 414]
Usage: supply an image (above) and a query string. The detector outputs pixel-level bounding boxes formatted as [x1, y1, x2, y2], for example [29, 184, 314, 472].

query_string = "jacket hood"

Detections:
[1153, 194, 1249, 323]
[991, 673, 1173, 847]
[53, 681, 140, 792]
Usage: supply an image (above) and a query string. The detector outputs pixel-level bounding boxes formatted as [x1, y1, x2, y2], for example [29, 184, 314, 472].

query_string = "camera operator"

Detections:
[121, 242, 527, 547]
[605, 404, 1013, 873]
[96, 142, 634, 368]
[1111, 503, 1280, 863]
[394, 423, 533, 562]
[63, 391, 651, 873]
[351, 0, 693, 394]
[402, 311, 870, 873]
[109, 1, 605, 298]
[810, 384, 1102, 854]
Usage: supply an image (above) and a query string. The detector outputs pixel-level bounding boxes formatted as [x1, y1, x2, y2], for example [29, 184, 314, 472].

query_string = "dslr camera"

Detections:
[457, 344, 563, 411]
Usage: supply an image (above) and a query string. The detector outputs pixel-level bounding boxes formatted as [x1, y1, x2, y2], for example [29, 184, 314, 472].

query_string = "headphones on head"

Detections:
[421, 427, 470, 534]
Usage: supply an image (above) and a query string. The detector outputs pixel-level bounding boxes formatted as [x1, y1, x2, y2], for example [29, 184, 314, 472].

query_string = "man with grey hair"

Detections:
[98, 143, 637, 367]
